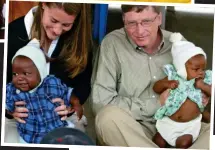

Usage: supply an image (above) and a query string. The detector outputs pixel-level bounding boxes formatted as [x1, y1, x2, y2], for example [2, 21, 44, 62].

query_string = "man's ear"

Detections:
[157, 12, 162, 26]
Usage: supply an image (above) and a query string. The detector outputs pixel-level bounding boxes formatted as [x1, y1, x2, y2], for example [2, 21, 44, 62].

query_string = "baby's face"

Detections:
[12, 56, 41, 92]
[185, 54, 206, 80]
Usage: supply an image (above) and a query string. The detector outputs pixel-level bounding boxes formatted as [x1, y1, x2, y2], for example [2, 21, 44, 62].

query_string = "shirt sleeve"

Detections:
[163, 64, 177, 80]
[6, 83, 15, 113]
[91, 35, 161, 119]
[204, 70, 212, 85]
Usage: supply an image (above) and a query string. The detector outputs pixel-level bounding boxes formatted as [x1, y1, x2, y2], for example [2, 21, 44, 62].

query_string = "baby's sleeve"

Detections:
[204, 70, 212, 85]
[6, 83, 15, 113]
[163, 64, 177, 80]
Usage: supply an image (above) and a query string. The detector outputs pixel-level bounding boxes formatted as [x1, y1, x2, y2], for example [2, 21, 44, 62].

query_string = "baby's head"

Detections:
[12, 39, 47, 92]
[185, 54, 206, 80]
[170, 33, 207, 80]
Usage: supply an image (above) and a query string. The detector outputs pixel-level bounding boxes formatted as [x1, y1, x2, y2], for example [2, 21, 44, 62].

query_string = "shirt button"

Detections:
[149, 57, 152, 60]
[152, 95, 155, 98]
[16, 89, 20, 94]
[153, 76, 156, 79]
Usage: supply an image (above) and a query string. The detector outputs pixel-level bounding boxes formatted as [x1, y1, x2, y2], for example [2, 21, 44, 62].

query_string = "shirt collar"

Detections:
[125, 27, 165, 54]
[24, 6, 38, 39]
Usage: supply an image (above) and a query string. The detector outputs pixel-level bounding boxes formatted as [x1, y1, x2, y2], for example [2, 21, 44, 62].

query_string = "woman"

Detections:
[5, 2, 92, 143]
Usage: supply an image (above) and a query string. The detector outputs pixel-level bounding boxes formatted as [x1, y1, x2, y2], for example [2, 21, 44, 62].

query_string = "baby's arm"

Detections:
[201, 91, 211, 123]
[195, 78, 211, 96]
[153, 77, 179, 94]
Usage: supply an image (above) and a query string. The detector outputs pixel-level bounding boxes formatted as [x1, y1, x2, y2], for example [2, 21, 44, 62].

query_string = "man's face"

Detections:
[12, 56, 41, 92]
[123, 7, 162, 48]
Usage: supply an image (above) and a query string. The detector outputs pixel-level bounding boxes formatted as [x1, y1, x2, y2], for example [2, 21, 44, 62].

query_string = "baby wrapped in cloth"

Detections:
[154, 33, 212, 146]
[6, 39, 87, 143]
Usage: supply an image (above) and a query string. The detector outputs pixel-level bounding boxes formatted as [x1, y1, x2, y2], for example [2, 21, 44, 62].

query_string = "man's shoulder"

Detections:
[161, 29, 173, 38]
[161, 29, 174, 42]
[102, 28, 126, 43]
[161, 29, 186, 42]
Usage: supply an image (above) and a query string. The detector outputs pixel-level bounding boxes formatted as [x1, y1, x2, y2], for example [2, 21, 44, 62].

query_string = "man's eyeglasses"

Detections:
[125, 15, 159, 29]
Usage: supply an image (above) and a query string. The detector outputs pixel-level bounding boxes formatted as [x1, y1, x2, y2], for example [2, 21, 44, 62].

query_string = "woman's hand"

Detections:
[70, 95, 83, 120]
[52, 98, 70, 121]
[11, 101, 29, 123]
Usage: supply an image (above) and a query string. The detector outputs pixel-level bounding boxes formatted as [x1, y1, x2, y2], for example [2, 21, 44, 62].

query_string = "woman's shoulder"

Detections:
[9, 16, 25, 30]
[8, 16, 29, 55]
[8, 16, 28, 43]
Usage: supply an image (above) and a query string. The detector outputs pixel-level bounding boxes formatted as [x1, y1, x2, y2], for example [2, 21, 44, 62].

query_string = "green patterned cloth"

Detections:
[154, 64, 212, 120]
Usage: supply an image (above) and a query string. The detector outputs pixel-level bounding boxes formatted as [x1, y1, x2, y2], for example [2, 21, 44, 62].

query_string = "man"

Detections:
[91, 5, 210, 148]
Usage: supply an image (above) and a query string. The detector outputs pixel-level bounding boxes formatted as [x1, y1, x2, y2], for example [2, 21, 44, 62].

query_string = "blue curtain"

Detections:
[93, 4, 108, 44]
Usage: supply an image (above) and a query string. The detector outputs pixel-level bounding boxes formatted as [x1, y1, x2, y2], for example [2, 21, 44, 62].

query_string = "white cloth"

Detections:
[156, 114, 202, 146]
[170, 33, 206, 80]
[11, 38, 48, 93]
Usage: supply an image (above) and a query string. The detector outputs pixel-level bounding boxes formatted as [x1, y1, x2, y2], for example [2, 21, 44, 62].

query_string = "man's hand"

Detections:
[159, 89, 170, 106]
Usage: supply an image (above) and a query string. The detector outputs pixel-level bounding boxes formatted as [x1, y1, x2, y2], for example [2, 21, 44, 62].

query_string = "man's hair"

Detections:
[121, 5, 161, 14]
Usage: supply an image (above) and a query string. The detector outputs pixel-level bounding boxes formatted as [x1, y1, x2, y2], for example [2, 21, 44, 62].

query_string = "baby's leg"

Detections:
[152, 132, 167, 148]
[202, 110, 210, 123]
[175, 134, 192, 148]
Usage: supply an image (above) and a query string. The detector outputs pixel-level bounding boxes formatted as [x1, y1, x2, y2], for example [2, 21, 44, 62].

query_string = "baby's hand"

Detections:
[202, 92, 209, 107]
[195, 78, 205, 89]
[167, 80, 179, 89]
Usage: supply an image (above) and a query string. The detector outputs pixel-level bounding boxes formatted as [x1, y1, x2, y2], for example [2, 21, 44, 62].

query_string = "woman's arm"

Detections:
[71, 52, 92, 105]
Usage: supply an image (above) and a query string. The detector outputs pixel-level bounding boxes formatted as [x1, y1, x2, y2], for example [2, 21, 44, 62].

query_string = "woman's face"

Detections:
[41, 3, 76, 40]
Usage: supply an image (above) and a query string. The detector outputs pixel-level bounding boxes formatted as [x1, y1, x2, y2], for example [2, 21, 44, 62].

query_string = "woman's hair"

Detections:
[31, 2, 92, 78]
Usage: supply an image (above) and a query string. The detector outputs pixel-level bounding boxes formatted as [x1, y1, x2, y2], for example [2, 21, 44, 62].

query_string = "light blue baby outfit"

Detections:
[154, 64, 212, 120]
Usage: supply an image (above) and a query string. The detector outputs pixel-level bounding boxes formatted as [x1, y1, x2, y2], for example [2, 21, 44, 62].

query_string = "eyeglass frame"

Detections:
[124, 14, 160, 29]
